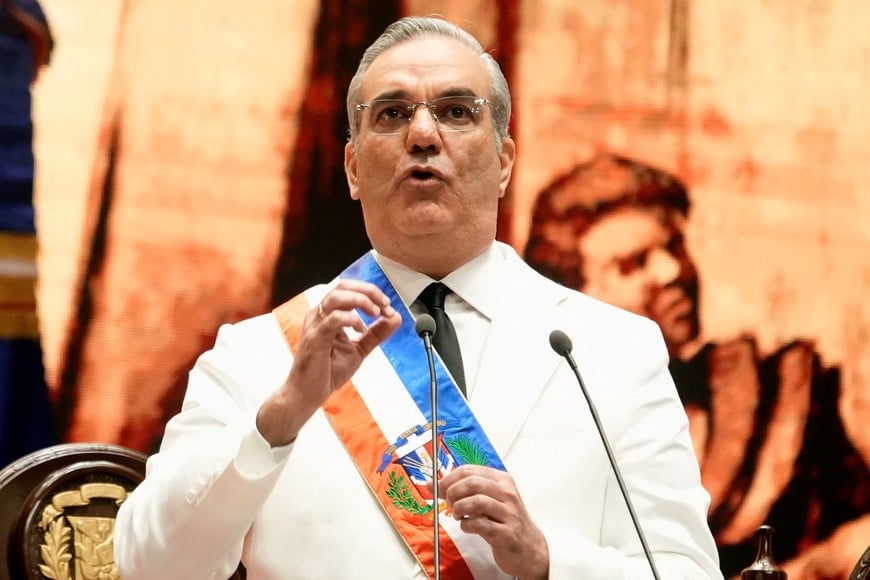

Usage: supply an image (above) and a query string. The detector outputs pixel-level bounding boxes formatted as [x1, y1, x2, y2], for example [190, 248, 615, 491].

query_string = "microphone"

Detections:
[415, 314, 441, 580]
[415, 313, 436, 348]
[549, 330, 662, 580]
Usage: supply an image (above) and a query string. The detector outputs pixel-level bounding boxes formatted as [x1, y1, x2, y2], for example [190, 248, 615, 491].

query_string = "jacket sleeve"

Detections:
[114, 316, 294, 580]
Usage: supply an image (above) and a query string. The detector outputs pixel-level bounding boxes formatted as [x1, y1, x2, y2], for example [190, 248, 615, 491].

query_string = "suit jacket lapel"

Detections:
[470, 252, 571, 458]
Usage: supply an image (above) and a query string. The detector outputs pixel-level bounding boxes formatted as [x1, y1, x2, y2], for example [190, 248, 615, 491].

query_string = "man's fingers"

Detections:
[326, 310, 368, 333]
[320, 280, 392, 318]
[355, 307, 401, 355]
[440, 465, 511, 502]
[451, 493, 511, 524]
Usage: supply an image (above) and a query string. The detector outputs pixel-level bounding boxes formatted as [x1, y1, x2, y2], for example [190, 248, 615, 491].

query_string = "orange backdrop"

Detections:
[30, 1, 870, 578]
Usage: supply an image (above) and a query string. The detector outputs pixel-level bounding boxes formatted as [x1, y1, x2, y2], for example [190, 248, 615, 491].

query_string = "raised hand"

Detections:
[257, 280, 402, 446]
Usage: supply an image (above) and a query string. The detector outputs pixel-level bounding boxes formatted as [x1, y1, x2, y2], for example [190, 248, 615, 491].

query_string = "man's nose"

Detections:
[405, 105, 442, 151]
[647, 247, 681, 285]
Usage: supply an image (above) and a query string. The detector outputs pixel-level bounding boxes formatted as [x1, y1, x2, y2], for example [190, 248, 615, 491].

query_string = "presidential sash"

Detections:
[273, 252, 509, 579]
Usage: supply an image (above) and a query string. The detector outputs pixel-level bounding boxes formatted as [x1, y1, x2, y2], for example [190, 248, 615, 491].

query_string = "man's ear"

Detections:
[497, 136, 516, 199]
[345, 142, 360, 200]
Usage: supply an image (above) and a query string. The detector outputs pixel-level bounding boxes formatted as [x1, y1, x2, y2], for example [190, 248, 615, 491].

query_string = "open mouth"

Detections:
[410, 169, 436, 180]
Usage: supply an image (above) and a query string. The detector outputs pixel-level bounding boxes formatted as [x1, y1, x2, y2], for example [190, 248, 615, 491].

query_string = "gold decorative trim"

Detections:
[38, 517, 71, 580]
[37, 483, 129, 580]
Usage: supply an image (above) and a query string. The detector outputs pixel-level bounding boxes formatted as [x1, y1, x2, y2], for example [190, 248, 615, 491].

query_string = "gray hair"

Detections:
[346, 16, 511, 151]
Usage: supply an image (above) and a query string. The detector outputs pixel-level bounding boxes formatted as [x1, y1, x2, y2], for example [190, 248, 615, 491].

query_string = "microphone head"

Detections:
[415, 313, 436, 337]
[549, 329, 573, 357]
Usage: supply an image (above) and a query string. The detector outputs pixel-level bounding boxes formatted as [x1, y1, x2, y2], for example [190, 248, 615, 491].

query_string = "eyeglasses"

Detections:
[355, 96, 490, 135]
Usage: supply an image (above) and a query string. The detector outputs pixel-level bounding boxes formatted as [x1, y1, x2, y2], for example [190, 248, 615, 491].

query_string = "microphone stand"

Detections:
[417, 315, 441, 580]
[550, 330, 662, 580]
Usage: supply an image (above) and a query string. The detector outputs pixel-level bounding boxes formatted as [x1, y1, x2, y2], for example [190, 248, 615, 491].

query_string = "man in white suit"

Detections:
[114, 16, 723, 580]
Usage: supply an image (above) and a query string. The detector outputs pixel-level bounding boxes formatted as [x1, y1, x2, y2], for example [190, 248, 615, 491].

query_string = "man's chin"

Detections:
[396, 206, 455, 234]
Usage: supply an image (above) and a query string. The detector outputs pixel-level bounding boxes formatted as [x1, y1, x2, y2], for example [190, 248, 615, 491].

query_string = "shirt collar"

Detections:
[373, 242, 505, 320]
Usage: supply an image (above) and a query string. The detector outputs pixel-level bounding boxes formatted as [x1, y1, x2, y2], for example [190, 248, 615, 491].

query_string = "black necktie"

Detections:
[418, 282, 467, 397]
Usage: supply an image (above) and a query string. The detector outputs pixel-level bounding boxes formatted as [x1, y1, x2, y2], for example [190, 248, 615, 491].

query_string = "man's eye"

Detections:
[617, 252, 649, 276]
[436, 100, 476, 120]
[444, 104, 471, 119]
[379, 106, 404, 120]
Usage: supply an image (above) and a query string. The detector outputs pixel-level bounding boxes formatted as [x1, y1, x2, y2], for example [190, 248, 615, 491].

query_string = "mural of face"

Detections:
[576, 205, 701, 355]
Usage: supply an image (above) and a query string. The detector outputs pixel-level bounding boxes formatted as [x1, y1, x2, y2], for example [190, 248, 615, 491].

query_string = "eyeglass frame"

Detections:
[354, 95, 491, 135]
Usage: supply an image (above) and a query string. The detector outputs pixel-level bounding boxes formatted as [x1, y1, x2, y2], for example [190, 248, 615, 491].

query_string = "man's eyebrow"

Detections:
[369, 89, 410, 101]
[367, 86, 479, 102]
[434, 87, 477, 98]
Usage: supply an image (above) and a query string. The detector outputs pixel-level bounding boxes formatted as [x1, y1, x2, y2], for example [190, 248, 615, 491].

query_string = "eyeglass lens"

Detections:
[362, 96, 487, 134]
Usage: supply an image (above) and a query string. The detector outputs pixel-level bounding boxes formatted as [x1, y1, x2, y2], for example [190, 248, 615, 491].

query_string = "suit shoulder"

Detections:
[507, 252, 661, 344]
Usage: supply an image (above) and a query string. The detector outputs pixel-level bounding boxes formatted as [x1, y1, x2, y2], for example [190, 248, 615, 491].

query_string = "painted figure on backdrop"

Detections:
[0, 0, 56, 467]
[523, 152, 870, 578]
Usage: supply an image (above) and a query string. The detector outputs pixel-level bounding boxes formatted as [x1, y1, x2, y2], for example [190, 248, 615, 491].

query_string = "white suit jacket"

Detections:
[115, 243, 723, 579]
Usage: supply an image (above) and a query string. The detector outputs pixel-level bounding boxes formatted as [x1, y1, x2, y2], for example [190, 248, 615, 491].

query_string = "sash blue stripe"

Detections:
[341, 253, 506, 472]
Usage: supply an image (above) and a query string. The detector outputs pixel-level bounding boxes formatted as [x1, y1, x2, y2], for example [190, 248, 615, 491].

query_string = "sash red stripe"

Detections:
[274, 291, 474, 579]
